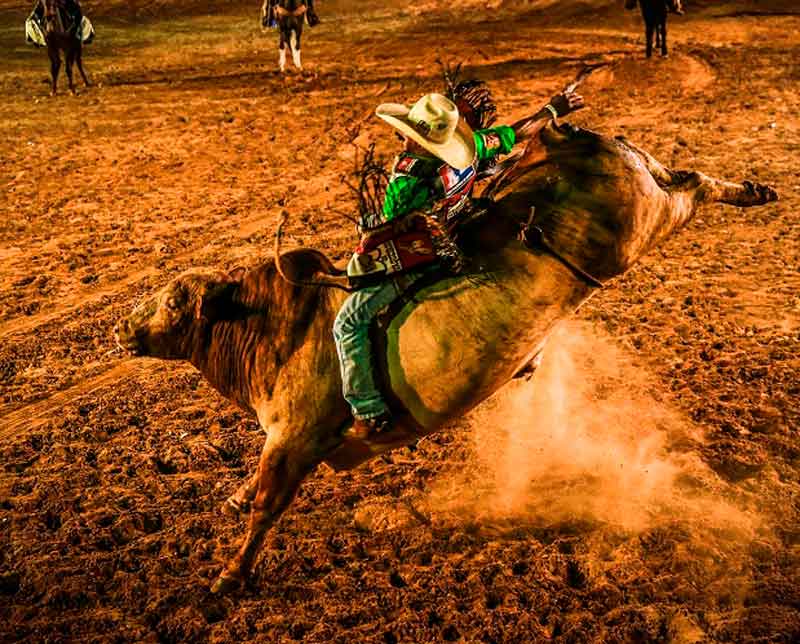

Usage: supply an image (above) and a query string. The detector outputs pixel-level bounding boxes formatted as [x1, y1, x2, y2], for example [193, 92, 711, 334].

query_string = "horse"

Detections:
[42, 0, 90, 95]
[261, 0, 308, 72]
[625, 0, 684, 58]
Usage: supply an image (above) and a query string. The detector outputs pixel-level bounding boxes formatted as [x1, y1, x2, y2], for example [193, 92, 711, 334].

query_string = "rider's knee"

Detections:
[332, 308, 355, 341]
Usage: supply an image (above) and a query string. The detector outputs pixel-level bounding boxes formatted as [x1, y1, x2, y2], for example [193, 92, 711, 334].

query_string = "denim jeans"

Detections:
[333, 269, 430, 420]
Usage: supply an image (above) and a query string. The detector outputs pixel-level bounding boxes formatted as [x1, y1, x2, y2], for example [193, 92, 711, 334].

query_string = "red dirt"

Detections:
[1, 1, 799, 642]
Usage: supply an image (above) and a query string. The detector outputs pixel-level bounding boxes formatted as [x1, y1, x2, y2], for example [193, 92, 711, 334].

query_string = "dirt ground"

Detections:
[1, 0, 799, 642]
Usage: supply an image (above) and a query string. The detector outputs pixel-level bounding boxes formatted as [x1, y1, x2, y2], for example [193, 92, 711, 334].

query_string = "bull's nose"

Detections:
[115, 319, 130, 336]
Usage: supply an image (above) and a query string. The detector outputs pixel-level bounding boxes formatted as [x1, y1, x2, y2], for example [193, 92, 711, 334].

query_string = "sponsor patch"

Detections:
[439, 165, 475, 194]
[481, 132, 500, 151]
[394, 155, 417, 174]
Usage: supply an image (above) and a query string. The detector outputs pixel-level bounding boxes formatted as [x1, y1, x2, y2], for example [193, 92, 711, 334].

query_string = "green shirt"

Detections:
[376, 125, 517, 227]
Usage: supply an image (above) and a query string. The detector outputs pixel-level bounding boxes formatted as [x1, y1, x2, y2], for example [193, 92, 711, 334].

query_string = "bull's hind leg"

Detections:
[689, 173, 778, 206]
[616, 135, 778, 205]
[615, 135, 677, 186]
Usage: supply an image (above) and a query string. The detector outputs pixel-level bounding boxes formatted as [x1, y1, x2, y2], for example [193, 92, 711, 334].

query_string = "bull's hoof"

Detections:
[744, 180, 779, 203]
[211, 571, 242, 595]
[222, 496, 250, 517]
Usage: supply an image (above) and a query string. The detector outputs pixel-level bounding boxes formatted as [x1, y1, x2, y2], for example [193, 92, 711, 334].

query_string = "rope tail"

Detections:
[274, 212, 355, 293]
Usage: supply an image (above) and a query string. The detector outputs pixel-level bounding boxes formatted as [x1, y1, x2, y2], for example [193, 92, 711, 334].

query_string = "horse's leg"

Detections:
[48, 45, 60, 96]
[211, 425, 336, 594]
[223, 472, 259, 516]
[291, 25, 302, 70]
[278, 28, 287, 72]
[65, 46, 76, 94]
[645, 21, 654, 58]
[660, 19, 668, 56]
[76, 44, 90, 86]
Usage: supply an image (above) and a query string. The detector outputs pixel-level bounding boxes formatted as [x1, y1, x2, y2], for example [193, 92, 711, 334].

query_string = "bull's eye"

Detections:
[166, 297, 179, 310]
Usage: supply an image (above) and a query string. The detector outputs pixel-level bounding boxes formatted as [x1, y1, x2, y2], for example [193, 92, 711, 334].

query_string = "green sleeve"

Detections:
[382, 175, 433, 221]
[474, 125, 517, 161]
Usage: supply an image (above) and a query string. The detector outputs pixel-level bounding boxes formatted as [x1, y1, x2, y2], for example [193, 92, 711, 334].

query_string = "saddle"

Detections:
[25, 11, 94, 47]
[274, 3, 307, 18]
[265, 2, 318, 29]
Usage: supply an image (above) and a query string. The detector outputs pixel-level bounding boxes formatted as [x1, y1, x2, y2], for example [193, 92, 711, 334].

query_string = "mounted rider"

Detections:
[333, 84, 585, 439]
[624, 0, 684, 14]
[29, 0, 83, 40]
[262, 0, 320, 28]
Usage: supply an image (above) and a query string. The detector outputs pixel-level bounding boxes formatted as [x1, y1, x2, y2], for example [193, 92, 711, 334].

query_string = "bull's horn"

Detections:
[563, 63, 608, 94]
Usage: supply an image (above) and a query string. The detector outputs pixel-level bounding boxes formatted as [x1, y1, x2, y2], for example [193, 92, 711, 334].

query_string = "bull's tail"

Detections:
[274, 212, 355, 292]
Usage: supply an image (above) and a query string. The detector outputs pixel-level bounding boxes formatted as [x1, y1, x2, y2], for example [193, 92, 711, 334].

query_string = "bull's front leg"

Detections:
[211, 425, 339, 594]
[222, 471, 259, 516]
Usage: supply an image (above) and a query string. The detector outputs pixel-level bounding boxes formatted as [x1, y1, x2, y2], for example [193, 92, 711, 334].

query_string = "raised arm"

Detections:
[511, 89, 585, 142]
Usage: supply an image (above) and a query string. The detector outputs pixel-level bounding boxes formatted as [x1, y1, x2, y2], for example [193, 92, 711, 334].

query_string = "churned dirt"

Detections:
[1, 0, 799, 642]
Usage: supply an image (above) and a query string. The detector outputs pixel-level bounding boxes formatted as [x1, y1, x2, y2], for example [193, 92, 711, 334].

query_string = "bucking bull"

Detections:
[116, 93, 777, 594]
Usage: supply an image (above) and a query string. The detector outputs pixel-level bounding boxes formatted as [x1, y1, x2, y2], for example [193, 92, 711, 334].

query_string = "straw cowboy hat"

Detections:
[376, 93, 476, 171]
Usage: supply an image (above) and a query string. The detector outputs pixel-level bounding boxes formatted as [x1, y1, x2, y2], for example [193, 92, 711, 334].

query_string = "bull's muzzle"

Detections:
[114, 319, 146, 356]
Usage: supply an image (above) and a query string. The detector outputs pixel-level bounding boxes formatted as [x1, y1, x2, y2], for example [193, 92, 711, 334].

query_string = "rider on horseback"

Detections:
[334, 85, 585, 439]
[31, 0, 83, 40]
[263, 0, 319, 28]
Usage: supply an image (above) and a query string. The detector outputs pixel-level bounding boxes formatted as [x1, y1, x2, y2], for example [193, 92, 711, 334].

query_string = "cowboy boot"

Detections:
[349, 411, 394, 440]
[306, 0, 319, 26]
[667, 0, 684, 14]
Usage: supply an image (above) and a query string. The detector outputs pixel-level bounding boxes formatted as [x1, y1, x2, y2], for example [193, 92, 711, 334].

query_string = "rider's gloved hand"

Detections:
[548, 90, 586, 117]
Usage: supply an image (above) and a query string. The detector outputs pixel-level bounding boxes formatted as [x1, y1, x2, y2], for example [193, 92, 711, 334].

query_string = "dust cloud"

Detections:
[423, 321, 757, 536]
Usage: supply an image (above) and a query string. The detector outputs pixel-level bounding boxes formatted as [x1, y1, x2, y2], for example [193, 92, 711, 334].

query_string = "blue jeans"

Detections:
[333, 269, 430, 420]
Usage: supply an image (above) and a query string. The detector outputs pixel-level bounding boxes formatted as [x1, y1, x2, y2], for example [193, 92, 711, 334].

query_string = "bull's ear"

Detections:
[194, 280, 235, 322]
[228, 266, 247, 282]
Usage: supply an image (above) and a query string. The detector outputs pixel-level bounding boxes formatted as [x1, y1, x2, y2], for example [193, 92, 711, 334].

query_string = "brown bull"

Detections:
[116, 121, 777, 594]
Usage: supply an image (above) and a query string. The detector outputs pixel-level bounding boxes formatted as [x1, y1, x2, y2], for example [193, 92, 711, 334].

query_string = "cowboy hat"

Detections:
[376, 93, 476, 171]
